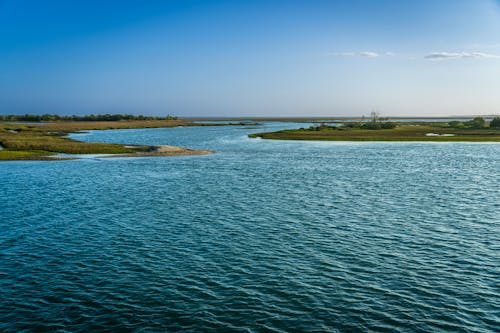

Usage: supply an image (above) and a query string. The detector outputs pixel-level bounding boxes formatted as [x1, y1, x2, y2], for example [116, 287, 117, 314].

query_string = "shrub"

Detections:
[343, 122, 361, 128]
[380, 122, 397, 129]
[490, 117, 500, 128]
[340, 115, 397, 130]
[449, 121, 465, 128]
[362, 122, 382, 130]
[466, 117, 487, 129]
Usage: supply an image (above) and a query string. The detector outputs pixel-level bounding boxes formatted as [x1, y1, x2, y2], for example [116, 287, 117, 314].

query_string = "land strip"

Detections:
[0, 120, 213, 160]
[249, 124, 500, 142]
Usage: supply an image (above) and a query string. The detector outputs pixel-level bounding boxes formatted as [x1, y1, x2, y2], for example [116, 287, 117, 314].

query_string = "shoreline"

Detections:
[101, 145, 213, 158]
[249, 124, 500, 142]
[0, 120, 215, 161]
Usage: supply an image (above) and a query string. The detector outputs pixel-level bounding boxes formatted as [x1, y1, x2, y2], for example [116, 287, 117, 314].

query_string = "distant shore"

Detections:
[188, 116, 499, 123]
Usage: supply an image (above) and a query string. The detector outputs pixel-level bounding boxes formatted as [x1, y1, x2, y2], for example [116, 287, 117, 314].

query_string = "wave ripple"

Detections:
[1, 124, 499, 332]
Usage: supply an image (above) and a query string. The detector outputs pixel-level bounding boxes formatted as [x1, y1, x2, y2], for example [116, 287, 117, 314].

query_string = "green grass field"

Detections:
[249, 124, 500, 142]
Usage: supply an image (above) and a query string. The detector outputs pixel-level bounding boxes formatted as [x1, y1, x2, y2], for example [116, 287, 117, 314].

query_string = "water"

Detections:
[1, 123, 499, 332]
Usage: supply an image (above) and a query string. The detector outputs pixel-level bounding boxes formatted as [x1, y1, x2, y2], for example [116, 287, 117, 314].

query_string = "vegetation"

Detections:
[0, 113, 178, 122]
[487, 117, 500, 128]
[340, 112, 398, 130]
[0, 117, 208, 160]
[302, 112, 398, 133]
[250, 120, 500, 142]
[0, 150, 58, 160]
[21, 119, 193, 132]
[342, 121, 397, 129]
[448, 117, 490, 129]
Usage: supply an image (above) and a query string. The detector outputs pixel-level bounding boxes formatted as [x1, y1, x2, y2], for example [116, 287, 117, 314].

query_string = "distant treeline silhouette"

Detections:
[0, 114, 178, 122]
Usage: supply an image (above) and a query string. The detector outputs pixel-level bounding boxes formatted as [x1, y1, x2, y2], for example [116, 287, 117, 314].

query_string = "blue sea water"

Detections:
[0, 123, 499, 332]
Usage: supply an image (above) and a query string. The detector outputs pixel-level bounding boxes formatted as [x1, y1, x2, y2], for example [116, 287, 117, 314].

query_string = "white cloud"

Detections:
[327, 50, 500, 60]
[424, 51, 499, 60]
[331, 52, 356, 57]
[328, 51, 382, 58]
[359, 51, 379, 57]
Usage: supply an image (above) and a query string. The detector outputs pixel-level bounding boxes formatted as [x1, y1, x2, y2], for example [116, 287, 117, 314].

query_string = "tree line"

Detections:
[0, 114, 178, 122]
[449, 117, 500, 129]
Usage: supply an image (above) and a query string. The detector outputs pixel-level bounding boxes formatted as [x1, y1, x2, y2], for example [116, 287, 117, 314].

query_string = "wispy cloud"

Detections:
[330, 52, 356, 57]
[328, 51, 385, 58]
[424, 51, 499, 60]
[359, 51, 379, 57]
[326, 50, 499, 61]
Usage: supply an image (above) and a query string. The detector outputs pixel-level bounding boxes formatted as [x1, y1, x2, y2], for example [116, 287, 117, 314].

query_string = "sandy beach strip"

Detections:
[102, 145, 213, 158]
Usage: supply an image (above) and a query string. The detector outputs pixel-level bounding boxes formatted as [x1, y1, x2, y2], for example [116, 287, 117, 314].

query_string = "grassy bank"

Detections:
[0, 150, 57, 160]
[0, 119, 206, 160]
[249, 124, 500, 142]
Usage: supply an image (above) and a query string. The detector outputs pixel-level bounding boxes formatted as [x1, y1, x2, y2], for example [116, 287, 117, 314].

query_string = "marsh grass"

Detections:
[0, 120, 195, 160]
[0, 150, 56, 160]
[249, 125, 500, 142]
[32, 119, 190, 131]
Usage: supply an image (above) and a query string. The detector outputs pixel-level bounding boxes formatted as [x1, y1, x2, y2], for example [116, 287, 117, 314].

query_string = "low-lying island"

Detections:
[0, 119, 213, 160]
[250, 119, 500, 142]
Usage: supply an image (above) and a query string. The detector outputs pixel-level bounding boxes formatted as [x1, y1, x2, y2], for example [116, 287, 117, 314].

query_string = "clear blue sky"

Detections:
[1, 0, 500, 117]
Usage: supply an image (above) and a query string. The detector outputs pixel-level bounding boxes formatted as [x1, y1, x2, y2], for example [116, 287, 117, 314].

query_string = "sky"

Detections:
[1, 0, 500, 117]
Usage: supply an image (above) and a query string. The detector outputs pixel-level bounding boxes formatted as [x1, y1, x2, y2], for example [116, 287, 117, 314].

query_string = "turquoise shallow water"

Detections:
[1, 123, 499, 332]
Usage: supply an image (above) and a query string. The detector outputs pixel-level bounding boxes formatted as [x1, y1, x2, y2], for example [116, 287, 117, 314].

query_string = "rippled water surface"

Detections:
[1, 123, 499, 332]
